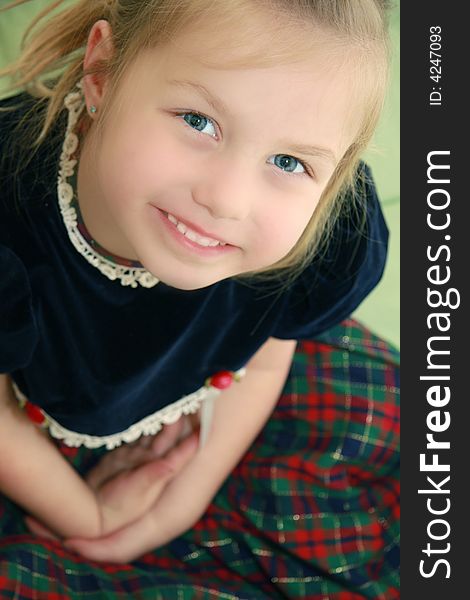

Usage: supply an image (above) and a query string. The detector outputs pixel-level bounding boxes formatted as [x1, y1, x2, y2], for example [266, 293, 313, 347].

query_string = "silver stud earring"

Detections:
[89, 105, 97, 115]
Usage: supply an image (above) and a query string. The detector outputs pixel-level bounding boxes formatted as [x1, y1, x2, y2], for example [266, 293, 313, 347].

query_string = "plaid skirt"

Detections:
[0, 320, 400, 600]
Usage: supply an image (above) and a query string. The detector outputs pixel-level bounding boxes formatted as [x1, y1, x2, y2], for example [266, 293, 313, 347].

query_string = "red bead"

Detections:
[24, 401, 46, 425]
[208, 371, 234, 390]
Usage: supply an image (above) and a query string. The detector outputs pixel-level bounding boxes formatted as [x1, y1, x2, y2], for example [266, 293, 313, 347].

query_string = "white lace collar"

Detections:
[57, 87, 159, 289]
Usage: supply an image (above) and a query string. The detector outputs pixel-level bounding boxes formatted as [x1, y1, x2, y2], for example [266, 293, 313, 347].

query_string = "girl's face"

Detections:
[79, 19, 358, 290]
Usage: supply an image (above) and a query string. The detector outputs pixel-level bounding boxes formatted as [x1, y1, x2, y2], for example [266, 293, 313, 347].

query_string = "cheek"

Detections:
[255, 199, 317, 259]
[98, 126, 186, 201]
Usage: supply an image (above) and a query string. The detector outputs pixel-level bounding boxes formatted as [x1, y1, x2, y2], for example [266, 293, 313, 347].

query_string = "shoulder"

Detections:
[1, 93, 64, 219]
[0, 91, 64, 179]
[0, 97, 43, 371]
[305, 162, 387, 288]
[272, 163, 388, 340]
[0, 92, 37, 150]
[0, 93, 37, 205]
[318, 162, 388, 287]
[0, 243, 38, 373]
[0, 95, 55, 311]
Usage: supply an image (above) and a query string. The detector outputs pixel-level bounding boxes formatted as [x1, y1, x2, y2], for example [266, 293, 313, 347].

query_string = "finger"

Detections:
[87, 420, 187, 490]
[187, 412, 201, 431]
[99, 459, 175, 512]
[24, 516, 60, 541]
[87, 414, 197, 490]
[65, 512, 156, 564]
[86, 444, 154, 490]
[113, 424, 186, 466]
[160, 428, 200, 472]
[150, 417, 187, 456]
[86, 459, 121, 490]
[65, 534, 124, 563]
[124, 459, 176, 493]
[100, 432, 199, 514]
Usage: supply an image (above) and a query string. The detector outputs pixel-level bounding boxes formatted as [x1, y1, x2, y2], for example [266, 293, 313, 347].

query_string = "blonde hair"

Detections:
[0, 0, 391, 285]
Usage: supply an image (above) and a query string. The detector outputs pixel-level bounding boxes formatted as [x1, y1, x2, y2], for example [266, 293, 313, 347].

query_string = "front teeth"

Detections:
[167, 213, 226, 247]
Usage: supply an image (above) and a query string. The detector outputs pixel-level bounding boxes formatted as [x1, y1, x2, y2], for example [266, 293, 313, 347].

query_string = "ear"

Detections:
[82, 20, 114, 118]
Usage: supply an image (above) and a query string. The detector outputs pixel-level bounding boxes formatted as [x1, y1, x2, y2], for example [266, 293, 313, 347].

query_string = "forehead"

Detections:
[165, 5, 350, 72]
[121, 9, 364, 151]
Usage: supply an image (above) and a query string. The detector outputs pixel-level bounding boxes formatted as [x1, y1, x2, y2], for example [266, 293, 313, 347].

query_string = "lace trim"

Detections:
[12, 368, 246, 450]
[58, 86, 159, 289]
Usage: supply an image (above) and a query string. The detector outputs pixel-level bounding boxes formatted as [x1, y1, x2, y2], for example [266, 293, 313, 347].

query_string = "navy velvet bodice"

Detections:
[0, 94, 388, 436]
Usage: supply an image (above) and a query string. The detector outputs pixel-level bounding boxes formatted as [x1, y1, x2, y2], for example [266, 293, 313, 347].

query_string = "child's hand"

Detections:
[86, 415, 196, 490]
[24, 515, 61, 541]
[25, 417, 200, 541]
[64, 430, 206, 563]
[96, 427, 199, 535]
[24, 448, 189, 543]
[64, 505, 167, 563]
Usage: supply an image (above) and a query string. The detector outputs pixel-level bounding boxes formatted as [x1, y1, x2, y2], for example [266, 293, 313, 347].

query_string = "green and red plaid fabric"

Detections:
[0, 320, 400, 599]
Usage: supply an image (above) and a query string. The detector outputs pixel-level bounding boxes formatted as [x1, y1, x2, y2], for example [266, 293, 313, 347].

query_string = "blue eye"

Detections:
[181, 112, 217, 138]
[268, 154, 306, 174]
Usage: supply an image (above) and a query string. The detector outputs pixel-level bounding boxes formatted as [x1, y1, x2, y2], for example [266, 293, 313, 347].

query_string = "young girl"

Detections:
[0, 0, 399, 598]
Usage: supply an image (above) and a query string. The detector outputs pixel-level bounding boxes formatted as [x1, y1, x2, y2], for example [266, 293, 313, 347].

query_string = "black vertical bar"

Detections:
[401, 1, 467, 597]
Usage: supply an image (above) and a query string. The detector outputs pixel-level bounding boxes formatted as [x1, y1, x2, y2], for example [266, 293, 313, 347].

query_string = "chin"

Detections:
[163, 276, 226, 291]
[140, 262, 225, 291]
[170, 281, 214, 291]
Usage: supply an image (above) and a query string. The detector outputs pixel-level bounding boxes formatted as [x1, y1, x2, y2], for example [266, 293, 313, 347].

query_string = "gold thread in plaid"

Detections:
[0, 320, 399, 599]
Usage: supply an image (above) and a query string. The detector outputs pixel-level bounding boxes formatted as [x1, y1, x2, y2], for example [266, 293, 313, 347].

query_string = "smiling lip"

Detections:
[150, 205, 231, 246]
[170, 212, 229, 245]
[150, 205, 238, 256]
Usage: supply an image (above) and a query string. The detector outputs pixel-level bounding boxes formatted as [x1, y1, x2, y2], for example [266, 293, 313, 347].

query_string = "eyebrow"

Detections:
[284, 143, 338, 166]
[167, 79, 230, 115]
[168, 78, 338, 166]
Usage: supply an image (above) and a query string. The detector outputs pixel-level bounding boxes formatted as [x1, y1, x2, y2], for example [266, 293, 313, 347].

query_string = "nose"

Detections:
[191, 156, 255, 221]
